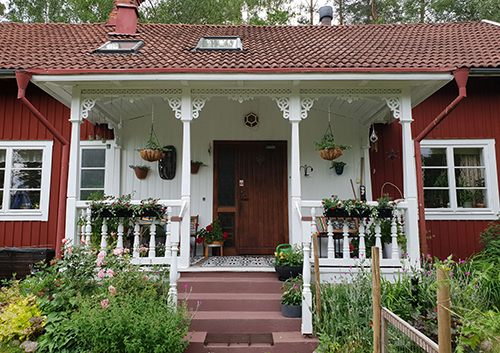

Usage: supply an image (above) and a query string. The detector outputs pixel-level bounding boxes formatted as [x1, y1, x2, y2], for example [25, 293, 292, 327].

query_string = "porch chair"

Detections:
[315, 217, 359, 258]
[190, 216, 199, 257]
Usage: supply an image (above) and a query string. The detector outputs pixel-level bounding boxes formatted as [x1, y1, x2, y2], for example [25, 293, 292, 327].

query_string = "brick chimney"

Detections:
[108, 0, 142, 24]
[108, 0, 143, 36]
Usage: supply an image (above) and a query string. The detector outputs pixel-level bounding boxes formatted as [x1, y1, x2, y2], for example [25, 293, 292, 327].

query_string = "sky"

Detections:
[1, 0, 332, 25]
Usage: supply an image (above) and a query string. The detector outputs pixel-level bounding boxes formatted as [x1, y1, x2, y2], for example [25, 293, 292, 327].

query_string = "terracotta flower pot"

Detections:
[134, 168, 149, 180]
[191, 163, 201, 174]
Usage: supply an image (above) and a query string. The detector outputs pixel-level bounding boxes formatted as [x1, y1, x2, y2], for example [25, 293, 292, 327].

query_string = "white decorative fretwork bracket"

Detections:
[192, 97, 210, 119]
[166, 97, 182, 120]
[383, 97, 402, 120]
[81, 98, 96, 120]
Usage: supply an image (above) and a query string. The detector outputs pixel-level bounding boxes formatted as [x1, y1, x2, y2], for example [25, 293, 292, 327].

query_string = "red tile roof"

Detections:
[0, 20, 499, 73]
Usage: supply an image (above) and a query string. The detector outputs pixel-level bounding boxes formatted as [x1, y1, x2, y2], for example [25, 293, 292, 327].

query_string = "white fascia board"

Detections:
[30, 72, 454, 85]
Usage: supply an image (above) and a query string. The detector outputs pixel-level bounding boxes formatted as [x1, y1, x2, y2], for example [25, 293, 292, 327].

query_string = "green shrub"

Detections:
[0, 282, 44, 343]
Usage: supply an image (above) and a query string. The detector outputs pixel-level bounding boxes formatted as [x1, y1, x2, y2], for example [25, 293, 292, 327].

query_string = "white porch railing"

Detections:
[74, 199, 187, 304]
[297, 200, 409, 335]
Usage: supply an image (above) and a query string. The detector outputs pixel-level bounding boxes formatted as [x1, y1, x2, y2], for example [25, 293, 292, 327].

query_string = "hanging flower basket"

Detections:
[139, 149, 165, 162]
[318, 147, 343, 161]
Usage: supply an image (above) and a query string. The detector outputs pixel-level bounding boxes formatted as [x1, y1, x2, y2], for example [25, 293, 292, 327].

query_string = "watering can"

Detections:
[276, 244, 292, 256]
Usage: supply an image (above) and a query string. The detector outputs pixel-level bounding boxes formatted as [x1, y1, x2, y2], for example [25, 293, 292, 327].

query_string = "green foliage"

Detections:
[71, 292, 190, 353]
[280, 275, 303, 306]
[0, 282, 44, 343]
[273, 244, 303, 267]
[314, 270, 374, 352]
[314, 133, 351, 152]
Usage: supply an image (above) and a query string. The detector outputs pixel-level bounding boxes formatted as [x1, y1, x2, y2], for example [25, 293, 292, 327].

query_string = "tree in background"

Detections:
[4, 0, 294, 24]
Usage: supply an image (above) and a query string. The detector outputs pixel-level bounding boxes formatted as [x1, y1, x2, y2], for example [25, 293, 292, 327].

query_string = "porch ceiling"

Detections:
[32, 73, 452, 127]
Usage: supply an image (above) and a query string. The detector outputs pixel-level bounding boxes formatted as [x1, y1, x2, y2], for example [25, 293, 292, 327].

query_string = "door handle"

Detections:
[240, 197, 249, 201]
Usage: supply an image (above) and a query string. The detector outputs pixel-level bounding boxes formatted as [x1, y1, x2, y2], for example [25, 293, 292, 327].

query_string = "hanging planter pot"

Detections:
[330, 161, 346, 175]
[191, 160, 207, 174]
[315, 115, 350, 162]
[129, 165, 151, 179]
[139, 149, 165, 162]
[318, 147, 343, 161]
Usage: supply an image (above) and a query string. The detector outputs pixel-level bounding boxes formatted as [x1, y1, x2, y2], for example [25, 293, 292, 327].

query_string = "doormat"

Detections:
[200, 255, 274, 267]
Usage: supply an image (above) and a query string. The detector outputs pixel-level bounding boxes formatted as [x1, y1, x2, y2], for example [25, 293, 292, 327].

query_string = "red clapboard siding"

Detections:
[370, 76, 500, 259]
[0, 79, 71, 249]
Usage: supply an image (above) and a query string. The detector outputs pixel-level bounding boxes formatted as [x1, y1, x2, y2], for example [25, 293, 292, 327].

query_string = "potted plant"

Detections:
[195, 219, 228, 245]
[129, 164, 151, 180]
[137, 136, 169, 162]
[191, 160, 207, 174]
[273, 244, 303, 281]
[280, 275, 303, 318]
[330, 161, 346, 175]
[322, 195, 374, 218]
[374, 193, 396, 218]
[89, 194, 165, 219]
[314, 132, 350, 161]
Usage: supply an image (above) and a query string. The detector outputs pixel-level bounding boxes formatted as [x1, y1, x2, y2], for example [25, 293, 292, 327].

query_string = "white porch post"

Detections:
[179, 88, 192, 268]
[399, 88, 420, 267]
[290, 88, 302, 245]
[65, 88, 84, 244]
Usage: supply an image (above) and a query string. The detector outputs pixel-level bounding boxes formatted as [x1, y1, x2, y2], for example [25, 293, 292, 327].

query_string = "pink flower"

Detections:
[184, 285, 188, 288]
[113, 248, 123, 256]
[98, 251, 106, 260]
[465, 272, 470, 275]
[107, 269, 114, 278]
[142, 276, 148, 281]
[460, 260, 466, 263]
[67, 247, 73, 253]
[81, 239, 86, 244]
[96, 260, 102, 267]
[101, 299, 109, 308]
[108, 285, 117, 295]
[62, 238, 69, 244]
[98, 269, 104, 278]
[123, 248, 130, 253]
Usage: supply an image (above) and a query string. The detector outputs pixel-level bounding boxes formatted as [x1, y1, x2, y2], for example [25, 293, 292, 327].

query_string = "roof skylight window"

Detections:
[195, 36, 242, 51]
[96, 40, 145, 54]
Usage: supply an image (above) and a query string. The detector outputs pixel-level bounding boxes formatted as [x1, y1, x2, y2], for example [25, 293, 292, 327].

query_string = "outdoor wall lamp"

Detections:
[301, 165, 313, 177]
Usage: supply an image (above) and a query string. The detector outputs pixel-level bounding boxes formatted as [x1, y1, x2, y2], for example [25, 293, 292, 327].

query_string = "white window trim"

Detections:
[79, 141, 116, 200]
[422, 139, 500, 220]
[0, 141, 53, 221]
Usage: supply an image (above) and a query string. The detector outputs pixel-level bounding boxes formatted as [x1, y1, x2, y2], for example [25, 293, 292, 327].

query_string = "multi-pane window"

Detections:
[0, 141, 53, 221]
[80, 148, 106, 200]
[421, 140, 499, 219]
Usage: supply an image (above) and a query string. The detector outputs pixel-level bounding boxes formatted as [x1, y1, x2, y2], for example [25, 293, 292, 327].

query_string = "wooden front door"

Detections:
[214, 141, 289, 255]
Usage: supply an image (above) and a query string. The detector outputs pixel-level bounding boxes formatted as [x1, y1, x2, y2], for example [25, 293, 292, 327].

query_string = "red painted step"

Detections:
[180, 271, 318, 353]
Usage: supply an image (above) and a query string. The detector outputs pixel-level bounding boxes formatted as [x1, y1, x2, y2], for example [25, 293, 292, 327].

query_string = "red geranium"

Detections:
[206, 225, 213, 232]
[195, 237, 203, 244]
[223, 232, 228, 239]
[195, 219, 225, 244]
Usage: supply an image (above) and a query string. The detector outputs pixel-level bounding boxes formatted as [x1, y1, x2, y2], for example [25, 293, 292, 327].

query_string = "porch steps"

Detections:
[180, 272, 318, 353]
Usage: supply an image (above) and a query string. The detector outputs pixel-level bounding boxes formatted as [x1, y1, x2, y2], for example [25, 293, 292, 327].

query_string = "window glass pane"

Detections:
[80, 189, 100, 201]
[423, 169, 448, 187]
[424, 189, 450, 208]
[457, 188, 485, 208]
[0, 149, 5, 168]
[12, 149, 43, 168]
[82, 149, 105, 168]
[218, 146, 235, 207]
[454, 148, 482, 166]
[0, 190, 2, 208]
[81, 170, 105, 188]
[421, 148, 446, 166]
[455, 168, 485, 188]
[11, 170, 42, 189]
[9, 190, 40, 209]
[218, 212, 235, 248]
[0, 170, 4, 187]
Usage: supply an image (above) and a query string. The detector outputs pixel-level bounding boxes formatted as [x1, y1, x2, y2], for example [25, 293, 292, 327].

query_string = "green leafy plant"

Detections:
[136, 136, 169, 152]
[280, 275, 303, 306]
[191, 160, 207, 166]
[329, 161, 346, 169]
[322, 195, 374, 217]
[314, 132, 350, 151]
[195, 218, 227, 244]
[273, 244, 303, 267]
[128, 164, 151, 171]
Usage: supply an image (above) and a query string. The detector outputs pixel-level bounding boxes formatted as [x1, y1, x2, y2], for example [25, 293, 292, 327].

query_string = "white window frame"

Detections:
[0, 141, 53, 221]
[421, 139, 500, 220]
[79, 141, 115, 200]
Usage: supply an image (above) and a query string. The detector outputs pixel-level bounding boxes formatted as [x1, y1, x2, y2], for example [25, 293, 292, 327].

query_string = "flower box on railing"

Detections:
[324, 208, 371, 218]
[376, 207, 394, 219]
